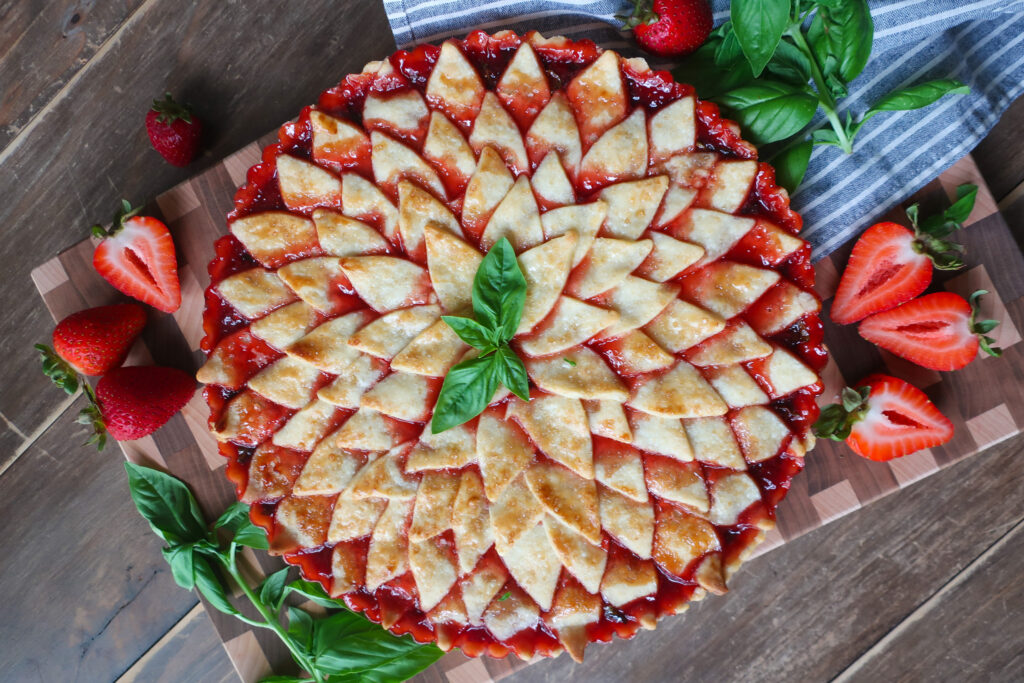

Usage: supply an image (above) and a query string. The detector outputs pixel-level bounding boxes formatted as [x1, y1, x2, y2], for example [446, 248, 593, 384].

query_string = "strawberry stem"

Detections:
[91, 199, 143, 238]
[905, 184, 978, 271]
[618, 0, 659, 29]
[36, 344, 80, 394]
[151, 92, 194, 125]
[968, 289, 1003, 358]
[813, 386, 871, 441]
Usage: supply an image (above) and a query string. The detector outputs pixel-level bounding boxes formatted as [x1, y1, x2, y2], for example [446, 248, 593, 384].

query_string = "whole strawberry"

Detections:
[146, 93, 202, 167]
[47, 303, 147, 376]
[621, 0, 713, 57]
[79, 366, 195, 448]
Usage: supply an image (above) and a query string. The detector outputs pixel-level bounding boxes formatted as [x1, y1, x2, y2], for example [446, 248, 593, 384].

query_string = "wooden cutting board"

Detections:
[30, 147, 1024, 683]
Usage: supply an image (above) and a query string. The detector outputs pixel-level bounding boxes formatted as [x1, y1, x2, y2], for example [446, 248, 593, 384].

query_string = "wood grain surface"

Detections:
[3, 1, 1024, 681]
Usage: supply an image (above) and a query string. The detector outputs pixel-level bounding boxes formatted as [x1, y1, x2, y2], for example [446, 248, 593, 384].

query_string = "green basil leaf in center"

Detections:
[431, 354, 501, 434]
[441, 315, 498, 351]
[471, 237, 526, 342]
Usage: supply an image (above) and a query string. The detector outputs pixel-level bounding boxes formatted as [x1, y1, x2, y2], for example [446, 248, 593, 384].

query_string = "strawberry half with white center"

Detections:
[92, 201, 182, 313]
[830, 185, 978, 325]
[813, 375, 953, 461]
[621, 0, 713, 57]
[78, 365, 195, 449]
[859, 290, 1002, 371]
[146, 92, 202, 167]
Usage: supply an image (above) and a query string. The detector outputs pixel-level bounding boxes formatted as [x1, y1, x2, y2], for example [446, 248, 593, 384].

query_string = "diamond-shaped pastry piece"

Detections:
[452, 469, 494, 574]
[406, 422, 476, 472]
[672, 209, 755, 266]
[568, 237, 653, 299]
[462, 147, 515, 233]
[347, 306, 438, 362]
[517, 232, 577, 334]
[423, 112, 476, 191]
[294, 435, 364, 496]
[371, 131, 446, 200]
[497, 523, 562, 611]
[547, 579, 602, 634]
[544, 515, 606, 594]
[630, 412, 694, 461]
[585, 400, 632, 443]
[484, 588, 541, 640]
[645, 456, 709, 512]
[731, 405, 791, 463]
[525, 348, 628, 402]
[410, 536, 459, 611]
[645, 298, 725, 353]
[341, 173, 399, 241]
[481, 175, 543, 251]
[685, 417, 745, 469]
[688, 321, 773, 367]
[579, 108, 648, 187]
[426, 41, 485, 125]
[216, 268, 297, 319]
[600, 330, 675, 377]
[707, 159, 758, 213]
[197, 331, 270, 390]
[329, 497, 387, 543]
[597, 276, 680, 340]
[230, 212, 320, 269]
[496, 42, 550, 129]
[310, 110, 371, 171]
[276, 257, 347, 314]
[340, 257, 433, 313]
[333, 408, 402, 451]
[709, 471, 761, 525]
[366, 498, 413, 590]
[331, 541, 366, 595]
[277, 154, 342, 210]
[272, 399, 339, 451]
[424, 225, 482, 315]
[390, 319, 468, 376]
[654, 185, 698, 227]
[248, 355, 322, 410]
[286, 310, 371, 373]
[242, 443, 305, 503]
[599, 176, 669, 240]
[540, 202, 606, 267]
[398, 181, 461, 261]
[532, 152, 574, 207]
[526, 92, 583, 172]
[477, 413, 534, 501]
[273, 495, 333, 550]
[314, 208, 390, 257]
[653, 505, 720, 576]
[598, 485, 654, 559]
[629, 361, 727, 418]
[519, 296, 618, 357]
[525, 460, 601, 543]
[212, 390, 291, 446]
[704, 364, 769, 408]
[567, 50, 626, 146]
[762, 346, 818, 398]
[637, 232, 704, 282]
[601, 548, 657, 607]
[360, 372, 434, 422]
[649, 96, 696, 162]
[462, 555, 508, 624]
[489, 473, 545, 548]
[747, 281, 821, 336]
[317, 355, 387, 408]
[346, 446, 419, 500]
[508, 395, 593, 477]
[470, 92, 529, 174]
[409, 472, 459, 542]
[594, 441, 647, 502]
[363, 90, 429, 140]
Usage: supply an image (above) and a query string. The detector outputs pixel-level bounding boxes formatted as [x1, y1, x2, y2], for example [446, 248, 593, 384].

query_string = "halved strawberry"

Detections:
[831, 185, 977, 324]
[92, 201, 181, 313]
[813, 375, 953, 461]
[859, 290, 1001, 371]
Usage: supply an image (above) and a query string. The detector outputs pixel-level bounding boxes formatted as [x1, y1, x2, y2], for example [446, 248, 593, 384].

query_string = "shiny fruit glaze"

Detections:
[201, 31, 827, 659]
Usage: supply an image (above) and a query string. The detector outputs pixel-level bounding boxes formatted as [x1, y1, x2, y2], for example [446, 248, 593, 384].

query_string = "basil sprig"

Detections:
[433, 237, 530, 433]
[125, 463, 442, 683]
[675, 0, 969, 191]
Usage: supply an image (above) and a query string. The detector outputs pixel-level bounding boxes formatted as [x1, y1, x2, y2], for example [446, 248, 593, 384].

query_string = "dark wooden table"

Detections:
[2, 2, 1023, 681]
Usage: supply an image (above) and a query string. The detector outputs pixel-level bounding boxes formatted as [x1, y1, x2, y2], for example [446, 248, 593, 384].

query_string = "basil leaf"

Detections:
[441, 315, 497, 351]
[869, 79, 969, 114]
[288, 579, 344, 609]
[233, 521, 270, 550]
[731, 0, 791, 77]
[472, 237, 526, 341]
[494, 346, 530, 401]
[162, 544, 196, 591]
[812, 127, 842, 147]
[287, 606, 315, 652]
[813, 0, 873, 82]
[945, 184, 978, 225]
[431, 354, 500, 433]
[214, 501, 250, 531]
[125, 462, 208, 545]
[193, 555, 239, 616]
[310, 610, 443, 680]
[715, 26, 745, 68]
[674, 25, 754, 98]
[259, 567, 291, 611]
[771, 139, 813, 193]
[716, 81, 818, 143]
[765, 39, 811, 86]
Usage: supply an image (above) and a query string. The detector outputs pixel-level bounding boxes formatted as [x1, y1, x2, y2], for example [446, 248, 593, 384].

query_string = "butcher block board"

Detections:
[30, 147, 1024, 683]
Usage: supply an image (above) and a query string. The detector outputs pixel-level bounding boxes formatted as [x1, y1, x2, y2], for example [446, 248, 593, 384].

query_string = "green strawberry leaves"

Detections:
[969, 290, 1003, 358]
[813, 385, 871, 441]
[125, 462, 443, 682]
[433, 237, 530, 433]
[906, 183, 978, 270]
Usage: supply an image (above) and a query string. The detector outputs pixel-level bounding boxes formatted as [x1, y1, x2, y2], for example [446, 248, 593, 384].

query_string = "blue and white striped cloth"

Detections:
[383, 0, 1024, 260]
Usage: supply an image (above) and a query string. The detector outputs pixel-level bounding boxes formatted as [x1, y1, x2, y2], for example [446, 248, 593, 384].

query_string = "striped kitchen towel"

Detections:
[383, 0, 1024, 260]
